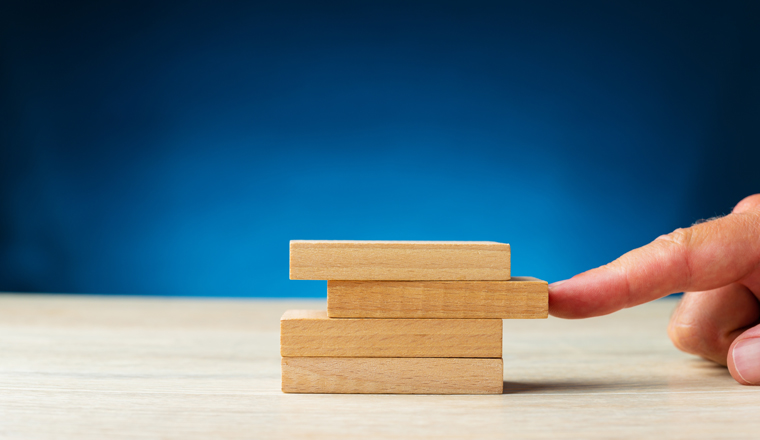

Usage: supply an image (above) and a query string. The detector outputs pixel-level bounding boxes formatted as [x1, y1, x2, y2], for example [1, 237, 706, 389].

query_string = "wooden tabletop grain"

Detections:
[0, 294, 757, 439]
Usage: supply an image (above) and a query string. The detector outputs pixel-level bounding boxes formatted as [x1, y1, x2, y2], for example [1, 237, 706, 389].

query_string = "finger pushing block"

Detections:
[327, 277, 548, 319]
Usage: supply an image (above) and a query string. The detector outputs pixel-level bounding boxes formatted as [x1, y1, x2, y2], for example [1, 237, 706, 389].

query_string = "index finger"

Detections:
[550, 200, 760, 319]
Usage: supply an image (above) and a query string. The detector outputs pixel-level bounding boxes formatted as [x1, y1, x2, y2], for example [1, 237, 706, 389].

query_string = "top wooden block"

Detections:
[289, 240, 511, 280]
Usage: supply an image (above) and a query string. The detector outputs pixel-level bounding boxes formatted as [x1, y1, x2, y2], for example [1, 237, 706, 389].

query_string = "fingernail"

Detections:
[549, 279, 567, 289]
[733, 338, 760, 385]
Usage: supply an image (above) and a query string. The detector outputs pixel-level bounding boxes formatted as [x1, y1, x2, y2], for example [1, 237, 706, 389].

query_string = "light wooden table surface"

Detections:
[1, 294, 757, 439]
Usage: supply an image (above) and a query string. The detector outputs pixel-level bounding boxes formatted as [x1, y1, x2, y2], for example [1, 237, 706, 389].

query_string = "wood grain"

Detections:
[327, 277, 548, 319]
[289, 240, 510, 280]
[280, 310, 502, 358]
[281, 357, 504, 394]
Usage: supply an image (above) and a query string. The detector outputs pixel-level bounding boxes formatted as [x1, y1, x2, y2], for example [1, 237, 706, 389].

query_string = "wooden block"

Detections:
[327, 277, 548, 319]
[289, 240, 510, 280]
[280, 310, 502, 358]
[281, 357, 503, 394]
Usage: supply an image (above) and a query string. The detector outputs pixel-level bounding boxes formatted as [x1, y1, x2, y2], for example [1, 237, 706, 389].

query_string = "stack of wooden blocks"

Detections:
[281, 240, 548, 394]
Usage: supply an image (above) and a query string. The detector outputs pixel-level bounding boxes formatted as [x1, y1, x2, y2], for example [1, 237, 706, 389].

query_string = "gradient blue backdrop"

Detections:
[1, 0, 758, 297]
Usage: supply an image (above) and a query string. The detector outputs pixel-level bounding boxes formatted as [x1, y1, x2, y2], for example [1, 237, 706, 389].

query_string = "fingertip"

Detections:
[548, 279, 577, 319]
[549, 279, 585, 319]
[549, 268, 630, 319]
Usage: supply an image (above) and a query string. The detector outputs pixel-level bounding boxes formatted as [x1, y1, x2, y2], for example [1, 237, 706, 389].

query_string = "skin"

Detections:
[549, 194, 760, 385]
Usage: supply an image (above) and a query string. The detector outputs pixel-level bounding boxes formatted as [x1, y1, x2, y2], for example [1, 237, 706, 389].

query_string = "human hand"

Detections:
[549, 194, 760, 385]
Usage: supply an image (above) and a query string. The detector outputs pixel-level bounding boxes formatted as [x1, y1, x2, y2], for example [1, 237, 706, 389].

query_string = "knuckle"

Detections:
[733, 194, 760, 213]
[667, 317, 723, 361]
[657, 227, 693, 249]
[654, 227, 696, 288]
[667, 320, 701, 354]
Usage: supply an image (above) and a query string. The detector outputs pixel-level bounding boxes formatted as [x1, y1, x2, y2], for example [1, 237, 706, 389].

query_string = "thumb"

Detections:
[728, 326, 760, 385]
[550, 195, 760, 319]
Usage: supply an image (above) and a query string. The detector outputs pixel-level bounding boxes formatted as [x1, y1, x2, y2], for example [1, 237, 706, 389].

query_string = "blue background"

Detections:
[1, 1, 758, 297]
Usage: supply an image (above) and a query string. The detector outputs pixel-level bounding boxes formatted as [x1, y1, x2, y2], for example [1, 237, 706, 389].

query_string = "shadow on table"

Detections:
[502, 380, 636, 394]
[503, 359, 737, 394]
[688, 358, 733, 376]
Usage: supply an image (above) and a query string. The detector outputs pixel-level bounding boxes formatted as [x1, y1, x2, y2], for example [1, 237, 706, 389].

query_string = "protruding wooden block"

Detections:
[281, 357, 504, 394]
[327, 277, 548, 319]
[280, 310, 502, 358]
[289, 240, 510, 280]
